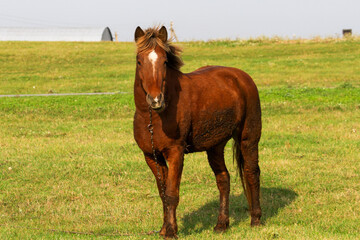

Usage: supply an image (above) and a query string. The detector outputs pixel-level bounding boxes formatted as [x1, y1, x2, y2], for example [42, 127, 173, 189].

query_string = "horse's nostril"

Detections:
[146, 93, 164, 110]
[147, 94, 153, 101]
[146, 94, 153, 106]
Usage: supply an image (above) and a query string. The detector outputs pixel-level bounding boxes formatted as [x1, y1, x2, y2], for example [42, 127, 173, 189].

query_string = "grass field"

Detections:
[0, 38, 359, 239]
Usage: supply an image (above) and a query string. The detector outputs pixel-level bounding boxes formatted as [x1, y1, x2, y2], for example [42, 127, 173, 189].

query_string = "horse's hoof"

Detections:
[214, 226, 226, 233]
[213, 223, 228, 233]
[164, 233, 178, 239]
[251, 218, 261, 227]
[160, 225, 178, 239]
[159, 226, 166, 236]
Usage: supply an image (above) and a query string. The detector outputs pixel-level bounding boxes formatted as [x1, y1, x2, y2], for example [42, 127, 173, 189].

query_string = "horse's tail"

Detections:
[233, 138, 252, 211]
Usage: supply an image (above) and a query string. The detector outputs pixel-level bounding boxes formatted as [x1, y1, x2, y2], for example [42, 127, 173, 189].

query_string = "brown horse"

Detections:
[133, 26, 262, 238]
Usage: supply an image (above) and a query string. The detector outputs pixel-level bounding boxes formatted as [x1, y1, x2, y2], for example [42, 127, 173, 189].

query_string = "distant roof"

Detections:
[0, 27, 113, 42]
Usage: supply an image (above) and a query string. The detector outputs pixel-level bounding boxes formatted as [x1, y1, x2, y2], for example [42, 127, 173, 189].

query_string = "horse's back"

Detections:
[186, 66, 257, 94]
[185, 66, 260, 109]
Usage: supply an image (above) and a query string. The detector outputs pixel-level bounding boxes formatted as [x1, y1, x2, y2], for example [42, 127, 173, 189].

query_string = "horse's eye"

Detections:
[137, 61, 141, 66]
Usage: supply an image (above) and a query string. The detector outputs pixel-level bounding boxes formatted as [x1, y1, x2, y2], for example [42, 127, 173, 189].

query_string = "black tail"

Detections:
[233, 138, 252, 211]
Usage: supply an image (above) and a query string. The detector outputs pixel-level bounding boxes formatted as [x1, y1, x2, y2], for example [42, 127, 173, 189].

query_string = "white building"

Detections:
[0, 27, 113, 41]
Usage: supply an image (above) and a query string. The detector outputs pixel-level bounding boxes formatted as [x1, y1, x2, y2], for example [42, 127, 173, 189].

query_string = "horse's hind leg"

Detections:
[239, 119, 262, 226]
[206, 142, 230, 232]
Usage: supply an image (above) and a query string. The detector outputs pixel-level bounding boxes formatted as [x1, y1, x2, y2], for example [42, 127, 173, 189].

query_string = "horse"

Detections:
[133, 26, 262, 238]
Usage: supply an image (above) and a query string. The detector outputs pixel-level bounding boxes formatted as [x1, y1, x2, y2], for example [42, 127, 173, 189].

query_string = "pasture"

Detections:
[0, 38, 359, 239]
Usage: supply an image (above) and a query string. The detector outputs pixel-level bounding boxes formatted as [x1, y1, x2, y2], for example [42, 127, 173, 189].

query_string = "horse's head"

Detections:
[134, 26, 169, 112]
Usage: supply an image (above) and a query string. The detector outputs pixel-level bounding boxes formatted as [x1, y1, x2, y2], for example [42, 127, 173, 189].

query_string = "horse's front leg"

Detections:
[162, 146, 184, 239]
[144, 153, 169, 235]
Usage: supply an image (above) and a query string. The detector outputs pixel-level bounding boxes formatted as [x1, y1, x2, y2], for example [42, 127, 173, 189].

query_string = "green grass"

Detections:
[1, 37, 359, 95]
[1, 38, 360, 239]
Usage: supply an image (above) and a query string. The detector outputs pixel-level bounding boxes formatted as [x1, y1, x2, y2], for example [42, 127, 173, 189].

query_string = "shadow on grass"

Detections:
[181, 187, 297, 235]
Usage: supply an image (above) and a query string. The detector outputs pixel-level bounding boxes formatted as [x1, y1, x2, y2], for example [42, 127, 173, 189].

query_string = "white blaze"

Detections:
[148, 50, 158, 78]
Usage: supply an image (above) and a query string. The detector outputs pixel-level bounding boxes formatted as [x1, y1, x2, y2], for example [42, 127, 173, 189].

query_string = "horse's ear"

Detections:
[134, 26, 145, 42]
[159, 26, 168, 42]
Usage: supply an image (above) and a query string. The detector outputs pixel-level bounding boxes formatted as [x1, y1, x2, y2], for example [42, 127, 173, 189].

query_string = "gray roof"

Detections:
[0, 27, 113, 42]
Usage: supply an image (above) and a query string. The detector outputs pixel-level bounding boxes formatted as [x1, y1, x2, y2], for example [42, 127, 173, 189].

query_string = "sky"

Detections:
[0, 0, 359, 41]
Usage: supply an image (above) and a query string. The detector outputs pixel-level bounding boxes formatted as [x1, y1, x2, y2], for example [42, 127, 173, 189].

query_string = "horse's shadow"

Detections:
[181, 187, 297, 235]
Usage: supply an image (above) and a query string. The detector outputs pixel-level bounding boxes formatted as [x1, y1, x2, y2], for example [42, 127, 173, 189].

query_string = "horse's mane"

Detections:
[136, 26, 184, 70]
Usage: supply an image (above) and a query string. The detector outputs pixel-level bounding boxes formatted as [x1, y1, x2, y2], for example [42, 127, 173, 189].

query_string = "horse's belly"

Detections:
[187, 108, 238, 152]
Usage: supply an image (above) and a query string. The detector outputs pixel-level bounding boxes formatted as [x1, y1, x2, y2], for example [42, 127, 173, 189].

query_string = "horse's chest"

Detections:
[133, 111, 185, 154]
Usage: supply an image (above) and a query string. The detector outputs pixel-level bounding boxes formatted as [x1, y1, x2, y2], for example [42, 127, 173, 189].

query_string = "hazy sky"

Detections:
[0, 0, 359, 41]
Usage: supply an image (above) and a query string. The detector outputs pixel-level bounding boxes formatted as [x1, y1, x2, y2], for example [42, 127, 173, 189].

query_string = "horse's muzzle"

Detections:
[146, 92, 165, 112]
